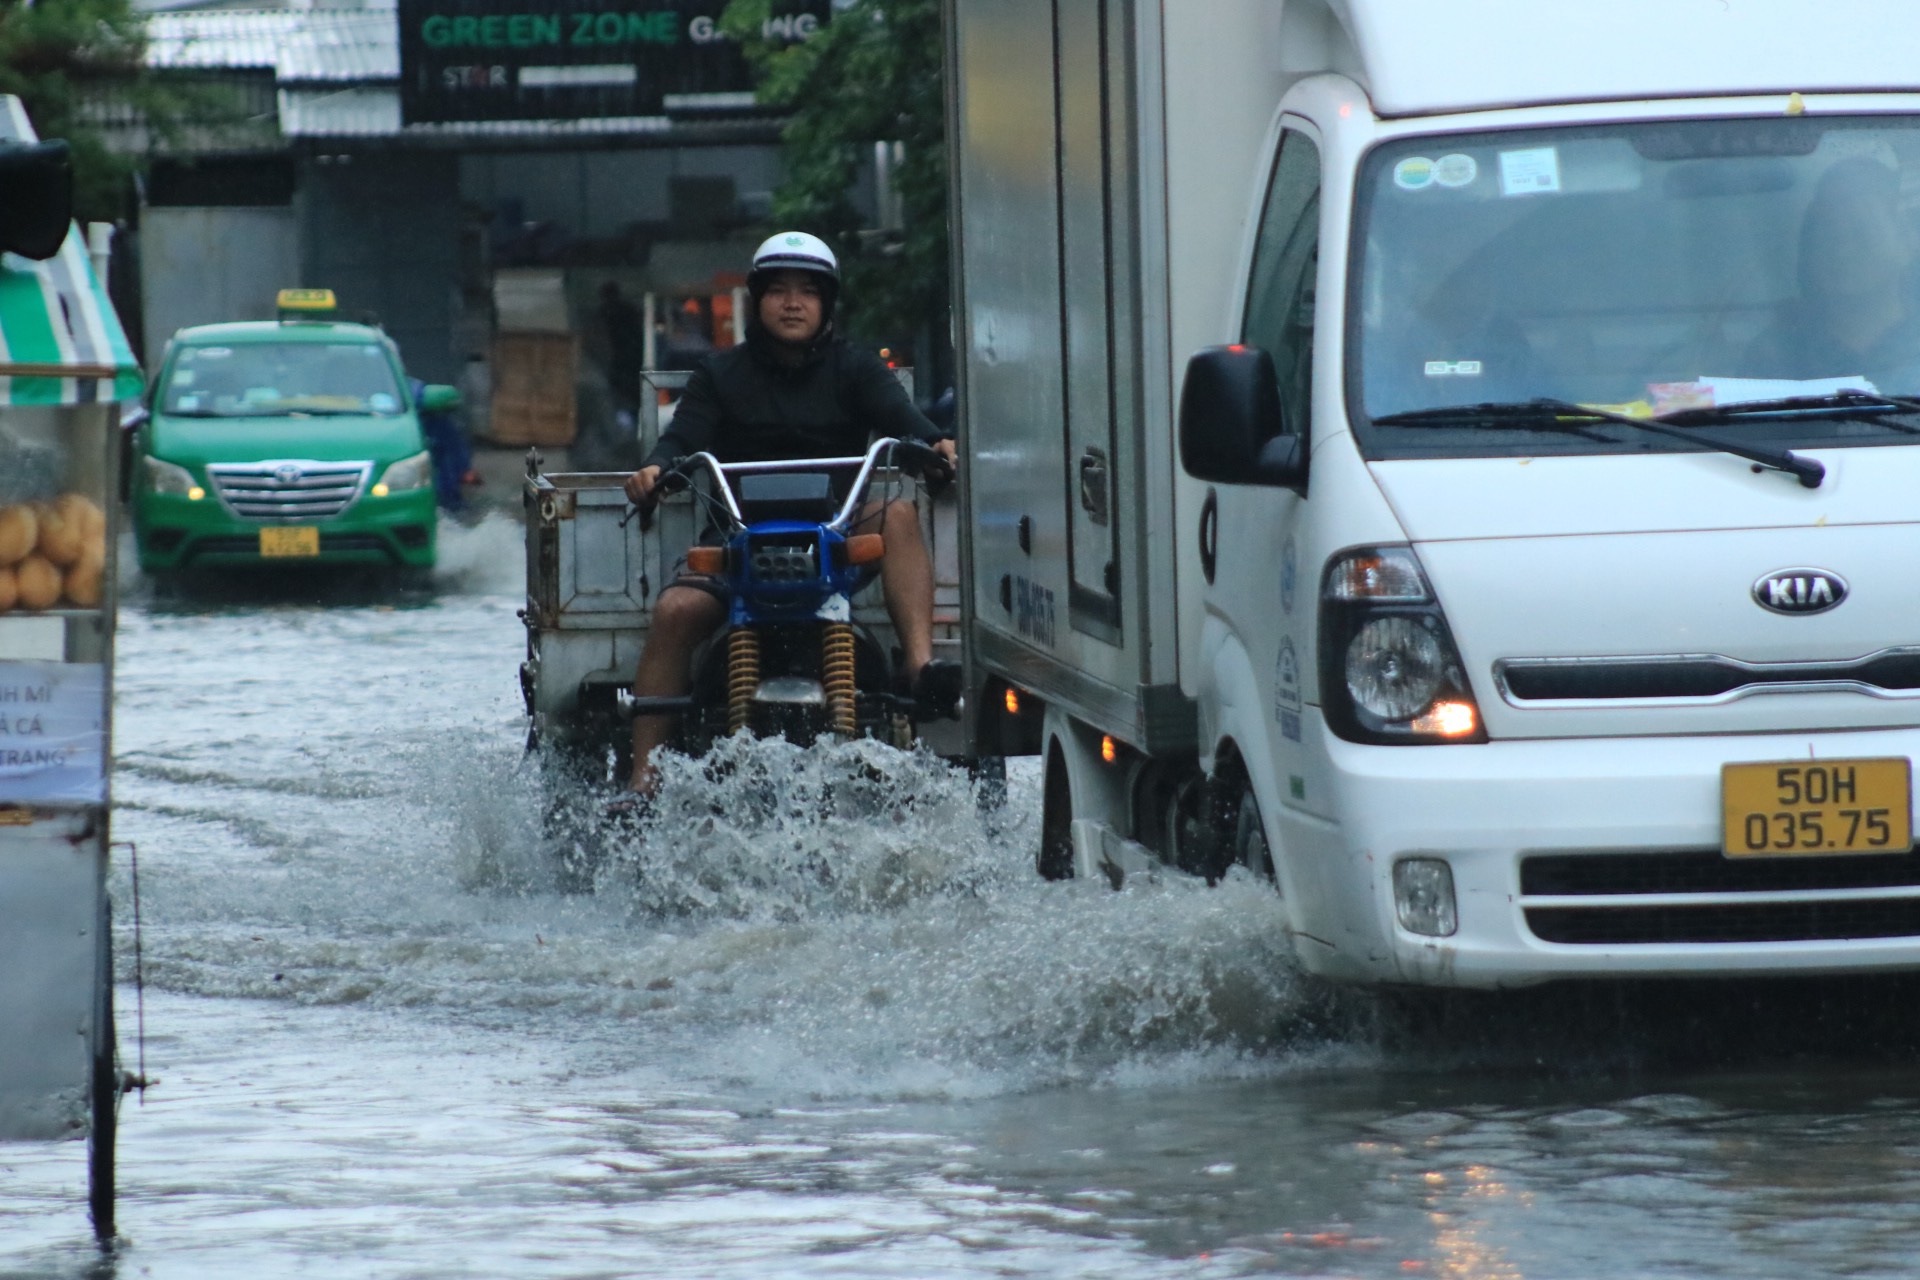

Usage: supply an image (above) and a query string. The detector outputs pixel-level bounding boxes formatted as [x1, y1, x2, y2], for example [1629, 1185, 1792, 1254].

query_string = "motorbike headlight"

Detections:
[143, 455, 201, 498]
[374, 450, 433, 496]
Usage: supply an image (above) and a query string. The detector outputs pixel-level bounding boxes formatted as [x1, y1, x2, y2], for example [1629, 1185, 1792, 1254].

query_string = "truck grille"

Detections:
[1520, 849, 1920, 944]
[207, 460, 371, 521]
[1496, 648, 1920, 704]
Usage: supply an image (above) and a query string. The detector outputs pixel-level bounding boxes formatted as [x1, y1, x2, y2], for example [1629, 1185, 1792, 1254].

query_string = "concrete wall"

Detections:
[299, 152, 463, 384]
[139, 207, 300, 364]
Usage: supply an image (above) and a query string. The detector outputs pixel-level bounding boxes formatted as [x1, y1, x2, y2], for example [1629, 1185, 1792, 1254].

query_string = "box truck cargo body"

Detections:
[949, 0, 1920, 987]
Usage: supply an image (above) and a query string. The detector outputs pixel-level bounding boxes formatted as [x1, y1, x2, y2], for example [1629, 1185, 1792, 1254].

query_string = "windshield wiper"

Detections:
[1374, 398, 1824, 489]
[1658, 389, 1920, 434]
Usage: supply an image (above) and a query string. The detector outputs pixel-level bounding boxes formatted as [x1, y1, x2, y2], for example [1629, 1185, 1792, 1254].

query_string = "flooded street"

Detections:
[8, 518, 1920, 1277]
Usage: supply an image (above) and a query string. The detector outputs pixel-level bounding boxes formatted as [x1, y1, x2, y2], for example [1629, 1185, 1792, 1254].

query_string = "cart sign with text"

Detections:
[398, 0, 832, 124]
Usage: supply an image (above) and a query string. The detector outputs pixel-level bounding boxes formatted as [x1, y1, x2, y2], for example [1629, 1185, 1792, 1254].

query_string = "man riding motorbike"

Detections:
[621, 231, 960, 797]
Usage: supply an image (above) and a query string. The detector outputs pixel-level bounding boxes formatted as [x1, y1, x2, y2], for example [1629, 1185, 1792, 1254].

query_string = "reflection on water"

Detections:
[7, 532, 1920, 1276]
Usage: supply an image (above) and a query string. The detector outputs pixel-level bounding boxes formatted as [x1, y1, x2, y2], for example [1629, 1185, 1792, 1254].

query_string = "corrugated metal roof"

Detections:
[146, 8, 398, 82]
[278, 86, 676, 138]
[147, 4, 773, 142]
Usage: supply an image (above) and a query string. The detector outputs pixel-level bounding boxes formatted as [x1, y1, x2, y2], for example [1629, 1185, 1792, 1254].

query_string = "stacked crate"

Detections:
[488, 269, 578, 446]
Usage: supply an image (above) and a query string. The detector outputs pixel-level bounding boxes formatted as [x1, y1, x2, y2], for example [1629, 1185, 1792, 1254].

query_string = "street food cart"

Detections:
[0, 97, 144, 1239]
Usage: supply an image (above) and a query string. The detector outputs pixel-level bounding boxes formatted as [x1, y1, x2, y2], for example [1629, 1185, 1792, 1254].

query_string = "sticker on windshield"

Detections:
[170, 370, 196, 386]
[1500, 146, 1561, 196]
[190, 347, 232, 359]
[1394, 157, 1435, 190]
[1434, 153, 1478, 188]
[369, 393, 397, 412]
[1425, 360, 1483, 377]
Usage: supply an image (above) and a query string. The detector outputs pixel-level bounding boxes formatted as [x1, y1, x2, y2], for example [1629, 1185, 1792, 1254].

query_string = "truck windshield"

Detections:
[1349, 116, 1920, 458]
[159, 342, 405, 418]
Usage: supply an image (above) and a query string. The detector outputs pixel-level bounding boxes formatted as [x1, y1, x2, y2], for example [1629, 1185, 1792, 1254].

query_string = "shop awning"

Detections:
[0, 98, 143, 406]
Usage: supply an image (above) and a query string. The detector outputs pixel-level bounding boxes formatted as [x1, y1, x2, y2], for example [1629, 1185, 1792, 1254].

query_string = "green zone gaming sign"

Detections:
[397, 0, 831, 124]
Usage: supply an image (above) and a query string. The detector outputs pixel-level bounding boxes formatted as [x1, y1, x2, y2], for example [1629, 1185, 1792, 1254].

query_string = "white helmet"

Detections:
[749, 231, 839, 288]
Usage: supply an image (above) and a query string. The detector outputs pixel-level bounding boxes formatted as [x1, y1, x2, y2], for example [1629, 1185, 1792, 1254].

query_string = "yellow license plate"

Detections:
[1722, 758, 1911, 857]
[259, 526, 319, 557]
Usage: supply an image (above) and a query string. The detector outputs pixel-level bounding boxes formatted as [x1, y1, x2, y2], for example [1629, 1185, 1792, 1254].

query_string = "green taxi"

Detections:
[132, 293, 452, 574]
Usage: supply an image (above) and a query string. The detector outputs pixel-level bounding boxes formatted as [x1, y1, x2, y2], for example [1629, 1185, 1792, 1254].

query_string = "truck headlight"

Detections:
[143, 456, 200, 498]
[1319, 546, 1485, 744]
[374, 450, 433, 496]
[1346, 616, 1447, 720]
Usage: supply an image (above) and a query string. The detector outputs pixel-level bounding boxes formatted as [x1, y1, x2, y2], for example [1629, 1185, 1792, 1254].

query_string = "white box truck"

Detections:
[949, 0, 1920, 987]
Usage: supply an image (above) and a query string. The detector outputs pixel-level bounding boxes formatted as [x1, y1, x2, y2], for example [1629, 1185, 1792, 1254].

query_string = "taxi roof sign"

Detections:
[277, 288, 337, 315]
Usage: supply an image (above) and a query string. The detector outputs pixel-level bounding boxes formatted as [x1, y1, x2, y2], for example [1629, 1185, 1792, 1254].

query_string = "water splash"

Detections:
[431, 512, 526, 596]
[442, 733, 1340, 1096]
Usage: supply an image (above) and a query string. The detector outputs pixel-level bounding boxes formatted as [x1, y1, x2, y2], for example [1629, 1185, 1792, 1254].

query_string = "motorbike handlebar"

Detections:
[627, 438, 955, 531]
[888, 437, 955, 496]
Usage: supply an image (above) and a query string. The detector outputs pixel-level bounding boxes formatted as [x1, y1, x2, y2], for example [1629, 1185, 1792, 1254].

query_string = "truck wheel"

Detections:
[1038, 741, 1073, 880]
[1235, 789, 1275, 881]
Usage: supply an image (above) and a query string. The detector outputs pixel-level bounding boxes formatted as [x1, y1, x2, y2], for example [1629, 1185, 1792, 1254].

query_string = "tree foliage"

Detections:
[0, 0, 153, 222]
[722, 0, 947, 356]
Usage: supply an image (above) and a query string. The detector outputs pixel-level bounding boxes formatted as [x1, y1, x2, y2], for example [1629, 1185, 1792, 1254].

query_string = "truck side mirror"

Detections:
[0, 140, 72, 262]
[1178, 344, 1305, 489]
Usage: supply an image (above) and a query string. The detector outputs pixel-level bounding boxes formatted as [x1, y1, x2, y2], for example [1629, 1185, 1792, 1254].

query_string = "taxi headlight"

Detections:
[143, 456, 198, 496]
[376, 450, 433, 494]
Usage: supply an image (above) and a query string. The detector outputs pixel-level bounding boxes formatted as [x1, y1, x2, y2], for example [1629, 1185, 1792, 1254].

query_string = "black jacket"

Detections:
[643, 332, 940, 471]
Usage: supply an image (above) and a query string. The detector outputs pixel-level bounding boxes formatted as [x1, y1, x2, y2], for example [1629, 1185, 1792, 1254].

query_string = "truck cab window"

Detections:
[1243, 131, 1322, 437]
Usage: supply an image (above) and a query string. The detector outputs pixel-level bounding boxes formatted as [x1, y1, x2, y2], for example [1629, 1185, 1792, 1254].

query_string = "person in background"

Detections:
[597, 281, 645, 417]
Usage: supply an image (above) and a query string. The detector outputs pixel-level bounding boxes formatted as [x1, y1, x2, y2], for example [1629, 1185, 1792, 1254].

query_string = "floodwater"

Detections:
[8, 518, 1920, 1277]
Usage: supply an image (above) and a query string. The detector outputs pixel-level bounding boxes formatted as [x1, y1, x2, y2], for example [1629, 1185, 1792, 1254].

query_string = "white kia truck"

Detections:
[948, 0, 1920, 986]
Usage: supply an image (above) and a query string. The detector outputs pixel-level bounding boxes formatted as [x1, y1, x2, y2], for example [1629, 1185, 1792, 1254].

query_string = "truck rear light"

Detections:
[1320, 546, 1486, 745]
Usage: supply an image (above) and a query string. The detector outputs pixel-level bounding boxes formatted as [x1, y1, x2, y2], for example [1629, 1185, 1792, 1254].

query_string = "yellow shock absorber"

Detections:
[728, 626, 761, 735]
[822, 622, 857, 738]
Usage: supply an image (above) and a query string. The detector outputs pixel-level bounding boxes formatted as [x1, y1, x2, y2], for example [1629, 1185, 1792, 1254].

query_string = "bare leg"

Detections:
[855, 498, 935, 679]
[629, 584, 727, 793]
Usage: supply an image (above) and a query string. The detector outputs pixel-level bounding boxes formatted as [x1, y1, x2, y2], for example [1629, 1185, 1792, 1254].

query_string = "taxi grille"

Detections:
[1521, 849, 1920, 945]
[208, 460, 370, 521]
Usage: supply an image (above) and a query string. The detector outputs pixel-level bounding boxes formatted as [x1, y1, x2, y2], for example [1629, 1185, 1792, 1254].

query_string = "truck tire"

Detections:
[1038, 741, 1073, 880]
[1236, 789, 1275, 882]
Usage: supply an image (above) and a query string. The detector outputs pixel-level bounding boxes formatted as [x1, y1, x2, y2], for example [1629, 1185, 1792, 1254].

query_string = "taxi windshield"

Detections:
[159, 341, 405, 418]
[1349, 116, 1920, 458]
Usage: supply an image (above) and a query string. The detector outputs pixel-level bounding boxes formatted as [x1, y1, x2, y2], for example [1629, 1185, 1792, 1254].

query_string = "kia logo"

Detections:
[274, 463, 303, 485]
[1752, 568, 1847, 615]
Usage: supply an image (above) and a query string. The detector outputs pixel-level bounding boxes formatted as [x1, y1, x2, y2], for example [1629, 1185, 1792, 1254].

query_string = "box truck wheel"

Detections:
[1039, 740, 1074, 880]
[1235, 789, 1274, 882]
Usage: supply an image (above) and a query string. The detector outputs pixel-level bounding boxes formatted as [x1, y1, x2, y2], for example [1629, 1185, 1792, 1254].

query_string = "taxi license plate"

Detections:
[259, 526, 319, 557]
[1721, 758, 1911, 857]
